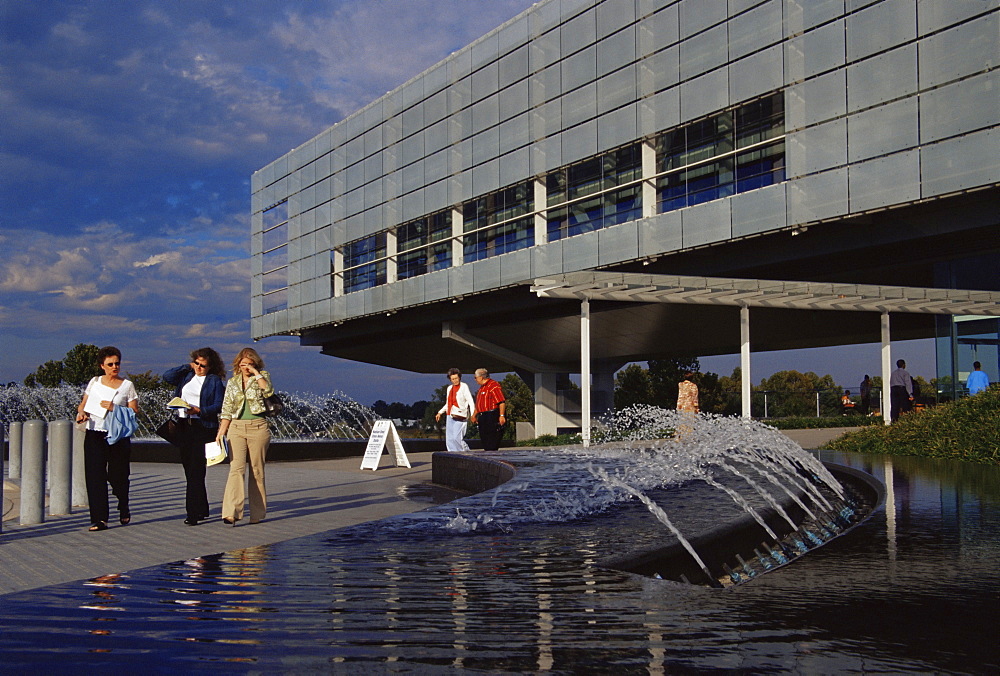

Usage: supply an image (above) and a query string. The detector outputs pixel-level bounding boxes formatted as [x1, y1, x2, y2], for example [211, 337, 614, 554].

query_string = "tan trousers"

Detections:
[222, 418, 270, 522]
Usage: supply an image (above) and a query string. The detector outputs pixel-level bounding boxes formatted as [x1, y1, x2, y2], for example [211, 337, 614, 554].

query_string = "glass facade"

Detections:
[657, 93, 784, 212]
[261, 201, 288, 315]
[251, 0, 999, 345]
[547, 143, 642, 242]
[342, 233, 386, 294]
[463, 182, 534, 263]
[397, 211, 452, 280]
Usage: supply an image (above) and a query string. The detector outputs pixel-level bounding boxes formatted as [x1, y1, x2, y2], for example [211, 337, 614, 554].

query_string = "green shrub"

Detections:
[822, 385, 1000, 464]
[518, 433, 582, 447]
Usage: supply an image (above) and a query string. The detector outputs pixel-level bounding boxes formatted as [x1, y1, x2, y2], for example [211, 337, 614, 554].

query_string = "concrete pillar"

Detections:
[1, 423, 4, 534]
[741, 305, 751, 418]
[533, 372, 559, 437]
[881, 311, 892, 426]
[581, 298, 591, 447]
[72, 424, 88, 507]
[20, 420, 46, 525]
[8, 420, 22, 479]
[48, 420, 72, 515]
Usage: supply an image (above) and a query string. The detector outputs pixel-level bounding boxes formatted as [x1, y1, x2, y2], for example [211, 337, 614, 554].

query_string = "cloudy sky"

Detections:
[0, 0, 933, 406]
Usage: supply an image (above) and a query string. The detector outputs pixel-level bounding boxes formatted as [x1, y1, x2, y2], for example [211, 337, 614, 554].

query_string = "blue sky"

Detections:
[0, 0, 934, 406]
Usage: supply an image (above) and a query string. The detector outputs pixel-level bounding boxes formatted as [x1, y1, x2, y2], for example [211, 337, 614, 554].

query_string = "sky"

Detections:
[0, 0, 935, 407]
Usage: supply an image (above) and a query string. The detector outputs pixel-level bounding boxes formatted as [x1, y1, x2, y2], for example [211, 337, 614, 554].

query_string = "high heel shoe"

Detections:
[222, 518, 236, 526]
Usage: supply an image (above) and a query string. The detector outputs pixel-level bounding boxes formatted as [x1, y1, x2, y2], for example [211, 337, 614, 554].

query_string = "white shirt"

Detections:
[181, 375, 206, 418]
[84, 377, 138, 432]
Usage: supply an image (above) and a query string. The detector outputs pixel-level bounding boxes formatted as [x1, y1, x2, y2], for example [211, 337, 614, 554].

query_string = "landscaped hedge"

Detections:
[821, 385, 1000, 465]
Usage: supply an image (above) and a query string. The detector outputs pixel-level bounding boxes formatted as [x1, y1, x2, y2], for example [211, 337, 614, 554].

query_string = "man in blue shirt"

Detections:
[967, 361, 990, 395]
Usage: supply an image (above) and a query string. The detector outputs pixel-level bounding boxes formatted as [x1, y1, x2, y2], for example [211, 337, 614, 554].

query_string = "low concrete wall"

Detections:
[129, 438, 449, 463]
[431, 452, 516, 494]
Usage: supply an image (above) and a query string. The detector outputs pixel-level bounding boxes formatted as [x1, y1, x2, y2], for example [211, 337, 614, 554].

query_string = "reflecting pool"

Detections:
[1, 450, 998, 673]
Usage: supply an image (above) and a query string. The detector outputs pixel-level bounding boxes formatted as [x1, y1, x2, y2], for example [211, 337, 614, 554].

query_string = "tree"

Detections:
[614, 363, 652, 409]
[757, 370, 837, 417]
[127, 370, 172, 393]
[62, 344, 101, 386]
[24, 360, 64, 388]
[648, 357, 700, 409]
[24, 343, 100, 387]
[499, 373, 534, 440]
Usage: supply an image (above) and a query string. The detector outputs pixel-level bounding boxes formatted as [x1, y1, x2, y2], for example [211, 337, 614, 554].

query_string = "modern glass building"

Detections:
[252, 0, 999, 433]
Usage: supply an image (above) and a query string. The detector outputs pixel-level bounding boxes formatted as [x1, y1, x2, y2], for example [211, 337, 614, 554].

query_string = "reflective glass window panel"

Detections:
[262, 245, 287, 274]
[263, 201, 288, 230]
[263, 222, 288, 253]
[262, 287, 287, 315]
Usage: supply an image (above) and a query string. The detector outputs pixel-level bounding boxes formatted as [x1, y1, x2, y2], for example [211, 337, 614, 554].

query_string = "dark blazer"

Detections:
[162, 365, 226, 428]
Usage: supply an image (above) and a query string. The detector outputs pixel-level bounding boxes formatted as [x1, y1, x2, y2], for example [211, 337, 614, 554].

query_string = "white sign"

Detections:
[360, 420, 411, 470]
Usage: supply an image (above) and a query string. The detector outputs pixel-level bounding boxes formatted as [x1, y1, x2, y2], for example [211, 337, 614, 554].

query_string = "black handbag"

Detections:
[261, 393, 283, 417]
[156, 417, 186, 447]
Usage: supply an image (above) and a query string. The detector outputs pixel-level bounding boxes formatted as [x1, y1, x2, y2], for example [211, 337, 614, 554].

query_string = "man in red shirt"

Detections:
[472, 368, 506, 451]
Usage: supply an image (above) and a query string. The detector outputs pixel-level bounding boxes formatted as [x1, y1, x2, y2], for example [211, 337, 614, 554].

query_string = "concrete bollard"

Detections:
[48, 420, 73, 515]
[72, 424, 88, 508]
[8, 421, 22, 479]
[20, 420, 46, 525]
[1, 424, 5, 534]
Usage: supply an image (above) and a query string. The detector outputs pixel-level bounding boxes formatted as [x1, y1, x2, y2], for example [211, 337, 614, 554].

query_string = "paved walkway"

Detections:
[1, 453, 451, 596]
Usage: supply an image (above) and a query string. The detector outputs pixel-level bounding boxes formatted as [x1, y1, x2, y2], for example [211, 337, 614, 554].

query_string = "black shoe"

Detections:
[120, 508, 131, 525]
[89, 522, 108, 532]
[222, 518, 236, 526]
[183, 517, 201, 526]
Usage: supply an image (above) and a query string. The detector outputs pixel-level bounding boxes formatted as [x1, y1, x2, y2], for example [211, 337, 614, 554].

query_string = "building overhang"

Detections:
[531, 271, 1000, 317]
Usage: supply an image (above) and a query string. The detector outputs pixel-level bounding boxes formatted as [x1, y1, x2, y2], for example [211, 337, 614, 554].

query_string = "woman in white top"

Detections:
[75, 346, 140, 531]
[435, 368, 476, 452]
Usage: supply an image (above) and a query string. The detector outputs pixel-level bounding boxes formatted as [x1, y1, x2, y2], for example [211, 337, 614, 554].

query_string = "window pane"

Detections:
[263, 245, 287, 274]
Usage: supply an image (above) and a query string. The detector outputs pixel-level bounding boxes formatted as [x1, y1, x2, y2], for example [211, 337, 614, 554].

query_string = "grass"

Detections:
[821, 385, 1000, 465]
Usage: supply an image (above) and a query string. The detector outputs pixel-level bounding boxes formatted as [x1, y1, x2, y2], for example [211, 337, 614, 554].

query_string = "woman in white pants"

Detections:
[435, 368, 475, 452]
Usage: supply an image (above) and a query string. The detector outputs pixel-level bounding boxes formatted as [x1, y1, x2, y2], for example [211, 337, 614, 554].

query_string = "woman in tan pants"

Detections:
[216, 347, 273, 525]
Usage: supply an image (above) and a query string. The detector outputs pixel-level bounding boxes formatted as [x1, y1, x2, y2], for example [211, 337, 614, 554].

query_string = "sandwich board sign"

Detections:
[360, 419, 411, 470]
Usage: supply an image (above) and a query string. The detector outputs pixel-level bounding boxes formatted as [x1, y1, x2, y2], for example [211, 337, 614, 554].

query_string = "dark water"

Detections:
[1, 450, 998, 674]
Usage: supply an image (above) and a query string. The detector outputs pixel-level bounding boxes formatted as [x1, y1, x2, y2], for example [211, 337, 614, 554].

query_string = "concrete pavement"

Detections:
[0, 452, 458, 596]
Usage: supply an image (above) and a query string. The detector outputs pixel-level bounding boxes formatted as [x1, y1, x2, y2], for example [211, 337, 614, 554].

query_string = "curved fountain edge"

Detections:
[431, 451, 517, 494]
[597, 461, 887, 585]
[430, 451, 887, 587]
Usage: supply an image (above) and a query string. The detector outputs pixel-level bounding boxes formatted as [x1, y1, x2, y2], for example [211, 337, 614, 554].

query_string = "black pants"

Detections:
[177, 420, 214, 520]
[478, 408, 501, 451]
[889, 386, 911, 422]
[84, 430, 131, 525]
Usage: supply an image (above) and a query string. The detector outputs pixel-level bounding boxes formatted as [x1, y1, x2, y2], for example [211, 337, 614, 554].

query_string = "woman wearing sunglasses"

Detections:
[163, 347, 226, 525]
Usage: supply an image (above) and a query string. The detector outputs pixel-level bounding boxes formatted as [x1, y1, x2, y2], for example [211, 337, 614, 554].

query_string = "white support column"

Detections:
[332, 247, 344, 296]
[534, 179, 548, 246]
[534, 372, 559, 437]
[741, 304, 751, 418]
[581, 297, 591, 447]
[641, 141, 657, 219]
[385, 230, 398, 284]
[881, 310, 892, 426]
[451, 207, 464, 267]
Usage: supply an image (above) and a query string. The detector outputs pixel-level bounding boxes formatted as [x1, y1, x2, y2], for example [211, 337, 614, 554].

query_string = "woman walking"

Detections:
[163, 347, 226, 525]
[75, 346, 139, 531]
[216, 347, 273, 526]
[435, 368, 475, 452]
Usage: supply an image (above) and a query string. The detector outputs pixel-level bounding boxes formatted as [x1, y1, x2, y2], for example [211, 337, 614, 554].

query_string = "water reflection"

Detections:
[1, 452, 999, 673]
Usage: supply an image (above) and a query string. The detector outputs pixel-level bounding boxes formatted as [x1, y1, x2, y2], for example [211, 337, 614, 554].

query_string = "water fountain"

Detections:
[3, 402, 998, 672]
[0, 383, 378, 440]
